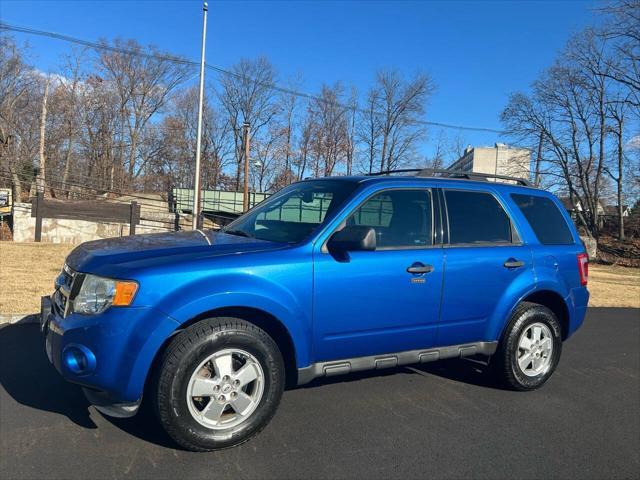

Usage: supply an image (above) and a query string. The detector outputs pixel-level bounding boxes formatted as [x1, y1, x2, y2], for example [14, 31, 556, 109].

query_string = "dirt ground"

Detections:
[0, 242, 638, 314]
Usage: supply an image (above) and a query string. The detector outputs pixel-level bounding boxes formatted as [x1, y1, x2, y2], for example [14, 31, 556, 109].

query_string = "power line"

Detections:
[0, 21, 507, 135]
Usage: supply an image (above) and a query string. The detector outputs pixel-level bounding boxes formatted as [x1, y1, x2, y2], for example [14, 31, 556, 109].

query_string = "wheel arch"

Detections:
[497, 289, 570, 344]
[145, 306, 299, 398]
[520, 290, 570, 340]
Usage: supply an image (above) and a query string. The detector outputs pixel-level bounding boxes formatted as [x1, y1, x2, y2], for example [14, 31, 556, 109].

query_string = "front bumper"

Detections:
[41, 296, 180, 412]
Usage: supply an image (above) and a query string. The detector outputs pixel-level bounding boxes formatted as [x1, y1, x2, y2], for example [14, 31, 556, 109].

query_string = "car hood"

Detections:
[66, 230, 284, 273]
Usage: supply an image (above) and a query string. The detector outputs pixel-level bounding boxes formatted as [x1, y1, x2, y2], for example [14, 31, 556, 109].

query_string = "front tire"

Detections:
[153, 317, 285, 451]
[492, 302, 562, 391]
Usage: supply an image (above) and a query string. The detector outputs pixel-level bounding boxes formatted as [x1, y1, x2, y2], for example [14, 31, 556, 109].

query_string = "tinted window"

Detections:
[347, 190, 432, 248]
[511, 194, 574, 245]
[445, 190, 512, 244]
[225, 180, 357, 244]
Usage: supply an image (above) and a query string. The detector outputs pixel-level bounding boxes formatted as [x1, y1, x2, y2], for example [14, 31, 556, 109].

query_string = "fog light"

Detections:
[62, 344, 96, 374]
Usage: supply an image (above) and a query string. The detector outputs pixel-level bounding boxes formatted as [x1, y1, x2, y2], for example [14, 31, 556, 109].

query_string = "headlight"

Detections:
[73, 274, 138, 315]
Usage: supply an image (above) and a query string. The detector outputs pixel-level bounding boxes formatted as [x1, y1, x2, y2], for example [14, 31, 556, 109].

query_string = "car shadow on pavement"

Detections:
[0, 323, 501, 449]
[0, 323, 97, 428]
[410, 358, 503, 389]
[0, 323, 180, 448]
[103, 404, 177, 449]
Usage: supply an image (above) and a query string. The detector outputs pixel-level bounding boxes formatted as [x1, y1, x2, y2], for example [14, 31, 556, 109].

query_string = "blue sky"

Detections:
[1, 0, 597, 156]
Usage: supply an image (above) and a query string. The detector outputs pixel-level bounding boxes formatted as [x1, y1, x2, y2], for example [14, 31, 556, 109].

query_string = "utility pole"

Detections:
[242, 122, 250, 212]
[192, 1, 208, 230]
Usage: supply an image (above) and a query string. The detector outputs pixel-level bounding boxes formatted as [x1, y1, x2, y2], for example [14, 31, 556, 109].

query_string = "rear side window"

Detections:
[445, 190, 513, 245]
[511, 194, 574, 245]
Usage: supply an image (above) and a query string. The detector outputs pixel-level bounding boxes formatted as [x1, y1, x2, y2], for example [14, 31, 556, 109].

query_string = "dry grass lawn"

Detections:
[588, 263, 640, 308]
[0, 242, 74, 314]
[0, 242, 638, 314]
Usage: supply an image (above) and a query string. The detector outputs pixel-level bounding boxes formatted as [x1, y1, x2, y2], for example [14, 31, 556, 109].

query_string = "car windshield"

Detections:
[222, 180, 359, 244]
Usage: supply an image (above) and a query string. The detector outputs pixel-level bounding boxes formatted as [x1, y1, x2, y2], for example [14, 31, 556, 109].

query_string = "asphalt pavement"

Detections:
[1, 308, 638, 480]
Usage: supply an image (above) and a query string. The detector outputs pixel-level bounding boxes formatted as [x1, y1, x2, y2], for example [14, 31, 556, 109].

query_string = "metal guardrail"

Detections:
[171, 188, 269, 215]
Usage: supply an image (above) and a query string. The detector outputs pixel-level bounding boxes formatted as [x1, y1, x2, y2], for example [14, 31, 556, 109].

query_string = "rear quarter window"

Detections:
[511, 194, 574, 245]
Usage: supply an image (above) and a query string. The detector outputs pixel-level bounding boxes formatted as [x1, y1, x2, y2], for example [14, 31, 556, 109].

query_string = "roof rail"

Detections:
[367, 168, 532, 187]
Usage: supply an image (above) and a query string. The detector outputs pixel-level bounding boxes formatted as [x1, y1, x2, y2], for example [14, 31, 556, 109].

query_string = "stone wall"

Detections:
[12, 202, 179, 244]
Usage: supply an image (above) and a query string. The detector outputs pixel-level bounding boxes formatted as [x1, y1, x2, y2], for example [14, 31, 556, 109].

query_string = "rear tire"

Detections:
[153, 317, 285, 451]
[492, 302, 562, 391]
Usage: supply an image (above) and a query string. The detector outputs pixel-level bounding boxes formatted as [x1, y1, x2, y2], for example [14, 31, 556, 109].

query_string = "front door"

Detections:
[312, 188, 444, 362]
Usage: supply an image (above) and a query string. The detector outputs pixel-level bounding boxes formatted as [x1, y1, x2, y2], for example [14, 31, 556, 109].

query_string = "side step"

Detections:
[296, 341, 498, 385]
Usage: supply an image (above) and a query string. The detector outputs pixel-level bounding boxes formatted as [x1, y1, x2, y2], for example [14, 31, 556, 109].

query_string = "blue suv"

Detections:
[41, 170, 589, 451]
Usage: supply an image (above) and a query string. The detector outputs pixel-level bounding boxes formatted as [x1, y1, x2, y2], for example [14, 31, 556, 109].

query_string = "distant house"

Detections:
[602, 205, 630, 218]
[447, 143, 531, 181]
[559, 197, 605, 216]
[559, 198, 630, 218]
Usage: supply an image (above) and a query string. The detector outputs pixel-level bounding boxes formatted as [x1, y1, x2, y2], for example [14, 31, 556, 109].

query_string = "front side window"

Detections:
[511, 194, 574, 245]
[445, 190, 512, 245]
[346, 189, 432, 248]
[223, 180, 358, 244]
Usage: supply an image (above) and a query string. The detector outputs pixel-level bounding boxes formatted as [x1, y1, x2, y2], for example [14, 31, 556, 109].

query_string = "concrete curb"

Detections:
[0, 314, 39, 325]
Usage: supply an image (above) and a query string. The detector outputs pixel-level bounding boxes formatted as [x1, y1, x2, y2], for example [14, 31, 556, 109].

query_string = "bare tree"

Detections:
[606, 99, 630, 239]
[295, 114, 314, 181]
[219, 58, 278, 190]
[251, 123, 285, 192]
[36, 76, 50, 194]
[358, 89, 381, 174]
[374, 69, 435, 171]
[308, 83, 349, 177]
[57, 48, 88, 196]
[98, 38, 191, 186]
[278, 76, 303, 185]
[501, 29, 628, 238]
[599, 0, 640, 112]
[344, 87, 358, 176]
[0, 36, 37, 199]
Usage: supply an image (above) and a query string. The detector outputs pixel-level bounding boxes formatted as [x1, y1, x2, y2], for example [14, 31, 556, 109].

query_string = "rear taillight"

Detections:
[577, 253, 589, 286]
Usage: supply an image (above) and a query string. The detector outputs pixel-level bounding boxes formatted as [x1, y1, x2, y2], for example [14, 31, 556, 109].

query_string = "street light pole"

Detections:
[242, 121, 250, 212]
[192, 1, 208, 230]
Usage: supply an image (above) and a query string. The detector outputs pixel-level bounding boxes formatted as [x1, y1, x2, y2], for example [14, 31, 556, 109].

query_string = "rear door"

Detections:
[437, 188, 534, 346]
[312, 187, 445, 362]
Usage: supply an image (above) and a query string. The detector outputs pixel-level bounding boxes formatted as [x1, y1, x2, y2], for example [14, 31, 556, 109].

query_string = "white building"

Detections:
[447, 143, 531, 181]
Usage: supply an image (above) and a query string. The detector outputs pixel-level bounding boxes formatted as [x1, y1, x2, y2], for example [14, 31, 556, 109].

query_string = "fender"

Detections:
[153, 272, 313, 368]
[486, 279, 572, 343]
[484, 268, 538, 342]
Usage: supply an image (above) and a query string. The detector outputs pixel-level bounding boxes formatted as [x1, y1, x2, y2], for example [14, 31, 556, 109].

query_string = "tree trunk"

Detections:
[534, 130, 544, 186]
[298, 152, 307, 181]
[9, 166, 22, 202]
[380, 130, 388, 172]
[616, 116, 625, 241]
[128, 129, 138, 181]
[37, 78, 50, 194]
[117, 108, 126, 191]
[62, 134, 73, 198]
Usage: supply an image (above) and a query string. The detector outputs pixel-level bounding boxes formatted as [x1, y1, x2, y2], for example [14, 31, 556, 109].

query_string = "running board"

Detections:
[296, 341, 498, 385]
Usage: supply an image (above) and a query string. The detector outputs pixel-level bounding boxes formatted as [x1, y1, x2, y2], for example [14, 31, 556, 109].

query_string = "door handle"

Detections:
[503, 258, 525, 269]
[407, 262, 434, 274]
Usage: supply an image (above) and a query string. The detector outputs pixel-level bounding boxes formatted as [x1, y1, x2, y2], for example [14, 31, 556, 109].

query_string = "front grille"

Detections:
[53, 264, 76, 317]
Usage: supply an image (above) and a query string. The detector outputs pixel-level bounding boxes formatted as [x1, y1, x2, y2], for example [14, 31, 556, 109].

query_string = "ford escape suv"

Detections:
[41, 169, 589, 451]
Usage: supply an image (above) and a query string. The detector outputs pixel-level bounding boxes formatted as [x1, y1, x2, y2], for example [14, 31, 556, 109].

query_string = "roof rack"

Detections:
[367, 168, 532, 187]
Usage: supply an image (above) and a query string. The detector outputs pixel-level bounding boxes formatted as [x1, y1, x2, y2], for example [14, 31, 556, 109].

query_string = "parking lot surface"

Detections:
[1, 308, 638, 479]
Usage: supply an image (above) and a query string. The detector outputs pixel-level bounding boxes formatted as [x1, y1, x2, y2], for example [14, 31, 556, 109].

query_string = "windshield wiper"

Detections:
[222, 228, 254, 239]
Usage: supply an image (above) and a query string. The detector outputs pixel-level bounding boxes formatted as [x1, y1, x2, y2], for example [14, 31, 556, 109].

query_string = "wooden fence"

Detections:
[31, 192, 140, 242]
